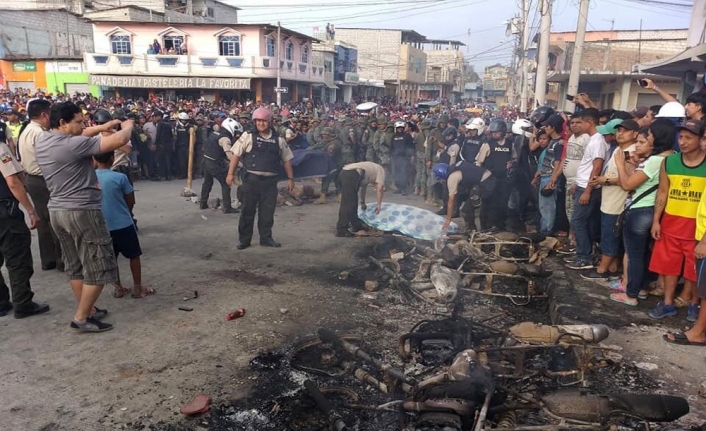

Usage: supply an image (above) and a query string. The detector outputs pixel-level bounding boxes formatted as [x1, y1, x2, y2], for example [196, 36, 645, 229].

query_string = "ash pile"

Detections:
[206, 232, 691, 431]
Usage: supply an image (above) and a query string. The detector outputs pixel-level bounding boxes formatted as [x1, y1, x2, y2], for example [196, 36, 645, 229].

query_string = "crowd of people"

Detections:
[0, 83, 705, 345]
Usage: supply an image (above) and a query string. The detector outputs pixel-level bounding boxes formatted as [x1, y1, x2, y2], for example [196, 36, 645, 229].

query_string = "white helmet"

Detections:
[655, 101, 686, 118]
[178, 112, 189, 121]
[512, 119, 534, 138]
[394, 121, 406, 129]
[221, 118, 243, 136]
[466, 117, 486, 134]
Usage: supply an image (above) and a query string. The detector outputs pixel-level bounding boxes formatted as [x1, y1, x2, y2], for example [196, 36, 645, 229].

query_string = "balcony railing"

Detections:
[85, 53, 325, 82]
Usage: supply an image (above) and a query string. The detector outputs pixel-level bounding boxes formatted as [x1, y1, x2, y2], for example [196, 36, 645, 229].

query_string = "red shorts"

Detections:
[648, 233, 696, 281]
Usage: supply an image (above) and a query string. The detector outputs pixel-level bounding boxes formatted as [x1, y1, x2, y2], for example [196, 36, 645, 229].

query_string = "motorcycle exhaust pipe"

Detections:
[304, 380, 348, 431]
[508, 322, 610, 344]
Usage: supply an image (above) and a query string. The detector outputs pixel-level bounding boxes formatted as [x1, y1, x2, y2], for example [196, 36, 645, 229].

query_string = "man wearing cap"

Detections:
[414, 120, 432, 196]
[362, 117, 378, 162]
[565, 108, 608, 271]
[239, 112, 253, 134]
[585, 119, 639, 280]
[307, 117, 321, 149]
[315, 127, 343, 204]
[17, 99, 64, 271]
[631, 106, 649, 125]
[648, 118, 706, 321]
[532, 115, 565, 236]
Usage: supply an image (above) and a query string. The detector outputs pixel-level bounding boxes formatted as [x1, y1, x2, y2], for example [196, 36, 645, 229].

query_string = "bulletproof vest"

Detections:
[242, 131, 281, 174]
[390, 133, 408, 155]
[484, 139, 512, 176]
[175, 122, 190, 146]
[439, 144, 451, 165]
[203, 129, 231, 161]
[0, 172, 13, 201]
[539, 139, 561, 175]
[460, 136, 483, 163]
[449, 160, 484, 187]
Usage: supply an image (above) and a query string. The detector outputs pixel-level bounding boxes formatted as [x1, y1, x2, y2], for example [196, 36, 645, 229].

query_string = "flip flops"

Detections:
[180, 393, 211, 415]
[112, 283, 130, 298]
[663, 331, 706, 346]
[132, 285, 155, 299]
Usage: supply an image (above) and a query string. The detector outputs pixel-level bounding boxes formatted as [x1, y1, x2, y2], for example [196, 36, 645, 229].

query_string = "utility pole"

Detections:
[277, 21, 282, 107]
[564, 0, 589, 111]
[520, 0, 530, 114]
[535, 0, 552, 107]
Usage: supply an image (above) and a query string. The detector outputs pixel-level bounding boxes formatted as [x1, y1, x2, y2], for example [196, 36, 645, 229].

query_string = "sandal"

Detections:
[638, 290, 649, 300]
[610, 292, 637, 306]
[663, 330, 706, 346]
[132, 285, 155, 298]
[674, 296, 689, 308]
[112, 283, 130, 298]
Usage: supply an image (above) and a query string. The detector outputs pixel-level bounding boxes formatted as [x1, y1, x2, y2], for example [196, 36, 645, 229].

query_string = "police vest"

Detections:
[242, 131, 281, 174]
[390, 133, 408, 156]
[460, 136, 483, 163]
[0, 173, 14, 201]
[449, 160, 484, 187]
[203, 130, 230, 161]
[175, 122, 190, 147]
[485, 139, 512, 176]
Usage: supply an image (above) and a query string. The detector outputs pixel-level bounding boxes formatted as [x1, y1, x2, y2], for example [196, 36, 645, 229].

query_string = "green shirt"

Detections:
[631, 155, 664, 209]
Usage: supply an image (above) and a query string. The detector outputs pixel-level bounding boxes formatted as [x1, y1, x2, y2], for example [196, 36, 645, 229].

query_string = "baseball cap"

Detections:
[630, 106, 648, 119]
[615, 119, 640, 131]
[541, 114, 564, 130]
[597, 118, 623, 135]
[151, 110, 163, 117]
[677, 118, 704, 136]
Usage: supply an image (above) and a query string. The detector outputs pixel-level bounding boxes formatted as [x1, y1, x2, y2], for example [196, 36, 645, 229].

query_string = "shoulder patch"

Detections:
[0, 152, 12, 164]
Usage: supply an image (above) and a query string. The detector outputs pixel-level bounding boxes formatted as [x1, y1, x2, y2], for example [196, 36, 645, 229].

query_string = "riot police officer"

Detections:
[201, 118, 241, 214]
[174, 112, 194, 179]
[390, 121, 415, 195]
[0, 140, 49, 319]
[475, 119, 517, 230]
[460, 118, 485, 163]
[226, 107, 294, 249]
[435, 161, 491, 232]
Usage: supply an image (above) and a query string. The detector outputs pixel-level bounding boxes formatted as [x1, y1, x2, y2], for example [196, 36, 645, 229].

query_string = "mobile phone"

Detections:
[565, 94, 575, 101]
[637, 79, 648, 88]
[624, 151, 630, 159]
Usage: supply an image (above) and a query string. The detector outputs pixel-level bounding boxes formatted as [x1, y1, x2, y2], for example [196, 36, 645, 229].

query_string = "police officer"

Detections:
[226, 107, 294, 249]
[475, 119, 517, 230]
[174, 112, 194, 179]
[336, 161, 386, 237]
[0, 139, 49, 319]
[460, 118, 485, 163]
[201, 118, 241, 214]
[435, 161, 492, 232]
[390, 121, 415, 195]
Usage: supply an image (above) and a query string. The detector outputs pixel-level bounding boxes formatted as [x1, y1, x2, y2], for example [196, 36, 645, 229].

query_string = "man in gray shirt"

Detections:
[36, 102, 133, 333]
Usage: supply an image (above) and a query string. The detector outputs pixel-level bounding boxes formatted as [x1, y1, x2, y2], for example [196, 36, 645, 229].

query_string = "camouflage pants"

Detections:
[414, 151, 428, 194]
[365, 145, 377, 163]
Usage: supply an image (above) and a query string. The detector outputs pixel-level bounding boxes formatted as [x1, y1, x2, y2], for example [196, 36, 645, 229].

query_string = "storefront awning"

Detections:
[359, 78, 386, 88]
[325, 83, 339, 89]
[639, 43, 706, 77]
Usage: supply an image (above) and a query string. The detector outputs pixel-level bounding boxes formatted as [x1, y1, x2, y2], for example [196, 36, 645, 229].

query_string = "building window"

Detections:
[285, 41, 293, 61]
[207, 7, 214, 17]
[110, 35, 131, 55]
[163, 35, 184, 54]
[301, 46, 309, 63]
[219, 35, 241, 56]
[267, 38, 276, 57]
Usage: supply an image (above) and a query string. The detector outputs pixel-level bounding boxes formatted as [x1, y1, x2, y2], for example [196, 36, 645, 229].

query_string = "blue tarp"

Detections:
[278, 149, 338, 180]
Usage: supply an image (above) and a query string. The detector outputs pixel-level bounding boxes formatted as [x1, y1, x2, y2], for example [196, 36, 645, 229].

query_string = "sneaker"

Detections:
[70, 317, 114, 333]
[14, 302, 50, 319]
[556, 244, 576, 255]
[563, 255, 580, 264]
[90, 307, 108, 320]
[0, 303, 12, 317]
[687, 303, 701, 323]
[565, 260, 593, 270]
[580, 269, 609, 281]
[647, 301, 678, 320]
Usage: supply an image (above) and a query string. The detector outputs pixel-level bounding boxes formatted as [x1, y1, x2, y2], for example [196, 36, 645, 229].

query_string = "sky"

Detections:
[225, 0, 692, 73]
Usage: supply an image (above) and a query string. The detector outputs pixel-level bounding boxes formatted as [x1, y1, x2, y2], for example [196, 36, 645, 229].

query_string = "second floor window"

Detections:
[301, 46, 309, 63]
[267, 38, 275, 57]
[110, 35, 131, 55]
[219, 35, 241, 56]
[285, 41, 293, 61]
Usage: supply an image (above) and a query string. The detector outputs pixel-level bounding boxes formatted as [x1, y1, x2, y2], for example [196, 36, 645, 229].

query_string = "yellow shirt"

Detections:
[695, 183, 706, 240]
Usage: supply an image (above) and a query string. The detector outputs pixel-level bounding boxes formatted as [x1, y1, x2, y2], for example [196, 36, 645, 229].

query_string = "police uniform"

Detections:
[336, 161, 385, 237]
[200, 129, 237, 213]
[0, 142, 48, 317]
[390, 130, 415, 194]
[232, 129, 294, 247]
[446, 161, 491, 231]
[174, 120, 193, 179]
[476, 137, 514, 230]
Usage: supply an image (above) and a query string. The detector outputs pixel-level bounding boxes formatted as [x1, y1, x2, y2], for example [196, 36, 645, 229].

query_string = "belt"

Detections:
[26, 173, 44, 178]
[245, 172, 277, 180]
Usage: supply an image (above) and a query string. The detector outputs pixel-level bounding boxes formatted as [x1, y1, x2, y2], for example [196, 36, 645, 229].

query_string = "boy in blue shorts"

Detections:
[94, 153, 152, 298]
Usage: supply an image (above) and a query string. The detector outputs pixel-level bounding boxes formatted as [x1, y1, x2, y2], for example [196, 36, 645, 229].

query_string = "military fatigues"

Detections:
[322, 131, 344, 196]
[414, 125, 431, 195]
[0, 143, 37, 313]
[362, 121, 377, 162]
[200, 129, 236, 213]
[232, 130, 294, 246]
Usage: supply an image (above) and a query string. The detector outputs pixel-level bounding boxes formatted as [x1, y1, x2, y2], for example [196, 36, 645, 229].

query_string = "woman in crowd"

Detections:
[610, 120, 675, 306]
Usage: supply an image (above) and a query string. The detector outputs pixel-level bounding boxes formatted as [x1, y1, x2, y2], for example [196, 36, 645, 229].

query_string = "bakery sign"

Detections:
[90, 75, 251, 90]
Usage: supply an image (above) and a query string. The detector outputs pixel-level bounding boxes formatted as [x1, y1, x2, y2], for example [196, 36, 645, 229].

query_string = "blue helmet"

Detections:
[433, 163, 449, 180]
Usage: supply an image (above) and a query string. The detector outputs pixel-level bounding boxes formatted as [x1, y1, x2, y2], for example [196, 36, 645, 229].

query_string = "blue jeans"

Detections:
[571, 186, 601, 260]
[600, 212, 621, 257]
[538, 177, 556, 234]
[623, 207, 654, 299]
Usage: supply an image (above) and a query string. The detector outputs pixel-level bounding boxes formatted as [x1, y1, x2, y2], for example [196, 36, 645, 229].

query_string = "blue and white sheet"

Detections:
[358, 202, 458, 240]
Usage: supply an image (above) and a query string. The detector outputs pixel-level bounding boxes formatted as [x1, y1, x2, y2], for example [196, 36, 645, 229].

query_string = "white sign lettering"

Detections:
[89, 75, 251, 90]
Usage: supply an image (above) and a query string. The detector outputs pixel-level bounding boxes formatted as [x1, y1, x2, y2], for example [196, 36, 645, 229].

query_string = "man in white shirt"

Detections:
[565, 109, 608, 270]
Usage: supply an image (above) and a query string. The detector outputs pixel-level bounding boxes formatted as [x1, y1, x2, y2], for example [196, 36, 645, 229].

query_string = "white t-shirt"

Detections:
[575, 133, 608, 188]
[563, 133, 589, 183]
